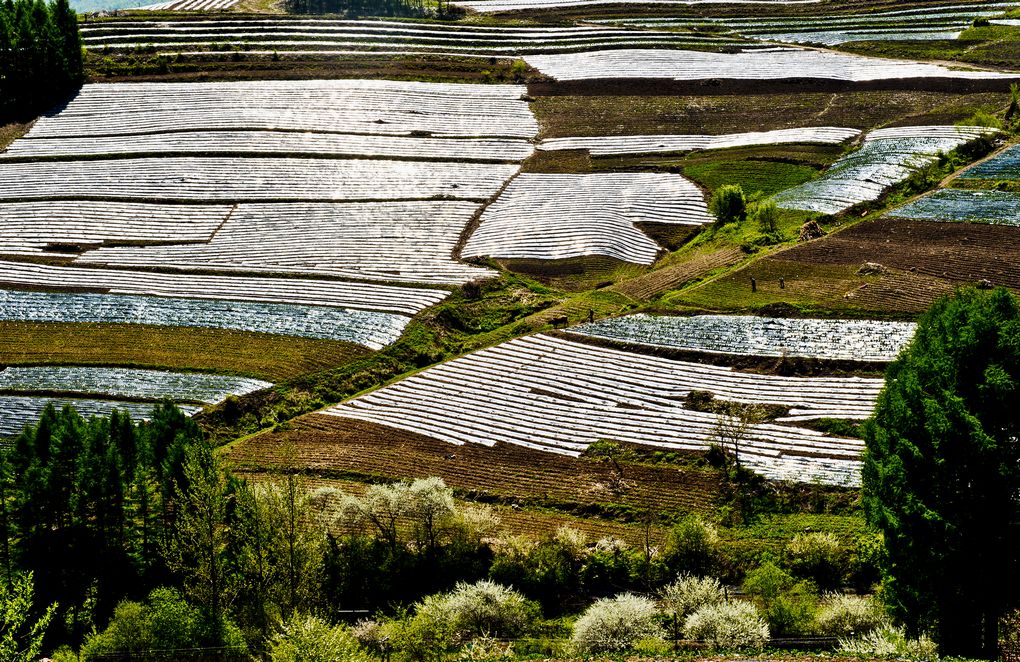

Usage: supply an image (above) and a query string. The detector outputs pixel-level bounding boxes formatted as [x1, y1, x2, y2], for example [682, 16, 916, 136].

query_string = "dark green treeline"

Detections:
[0, 0, 83, 121]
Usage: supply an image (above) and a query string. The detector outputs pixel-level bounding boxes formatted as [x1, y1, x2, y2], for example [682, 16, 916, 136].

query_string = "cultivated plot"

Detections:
[524, 47, 1017, 81]
[324, 334, 883, 486]
[538, 127, 860, 156]
[454, 0, 822, 13]
[960, 143, 1020, 179]
[80, 18, 751, 54]
[0, 289, 410, 347]
[603, 3, 1020, 45]
[0, 396, 201, 438]
[75, 202, 498, 286]
[0, 201, 230, 257]
[138, 0, 239, 9]
[23, 80, 538, 139]
[461, 173, 713, 265]
[888, 189, 1020, 227]
[0, 366, 272, 404]
[774, 125, 996, 214]
[568, 314, 916, 362]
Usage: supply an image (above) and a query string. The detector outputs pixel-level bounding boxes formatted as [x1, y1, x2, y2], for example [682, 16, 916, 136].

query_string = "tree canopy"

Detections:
[0, 0, 83, 121]
[863, 287, 1020, 659]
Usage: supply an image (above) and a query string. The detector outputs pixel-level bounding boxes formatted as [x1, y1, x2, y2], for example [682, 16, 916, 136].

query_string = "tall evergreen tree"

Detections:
[863, 287, 1020, 659]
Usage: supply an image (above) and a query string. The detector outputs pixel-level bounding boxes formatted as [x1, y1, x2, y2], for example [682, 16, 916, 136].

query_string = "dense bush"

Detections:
[749, 198, 781, 235]
[838, 625, 937, 658]
[435, 580, 539, 641]
[660, 515, 718, 576]
[0, 0, 83, 120]
[710, 185, 747, 225]
[786, 532, 844, 589]
[683, 601, 769, 649]
[815, 593, 887, 637]
[659, 574, 725, 622]
[571, 593, 664, 654]
[268, 614, 369, 662]
[743, 561, 818, 636]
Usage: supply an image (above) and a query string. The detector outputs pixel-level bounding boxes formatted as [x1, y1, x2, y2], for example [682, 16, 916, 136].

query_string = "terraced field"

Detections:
[80, 18, 752, 55]
[323, 334, 881, 486]
[537, 127, 860, 156]
[774, 125, 996, 214]
[462, 173, 714, 264]
[888, 188, 1020, 226]
[567, 314, 916, 361]
[0, 397, 201, 437]
[603, 3, 1020, 45]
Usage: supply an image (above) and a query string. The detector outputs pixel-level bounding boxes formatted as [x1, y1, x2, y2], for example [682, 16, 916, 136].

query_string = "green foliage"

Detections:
[81, 587, 246, 661]
[438, 580, 539, 641]
[389, 600, 456, 661]
[660, 515, 718, 577]
[863, 288, 1020, 657]
[742, 561, 818, 636]
[570, 593, 664, 654]
[958, 109, 1002, 129]
[709, 184, 747, 225]
[684, 161, 817, 198]
[0, 573, 55, 662]
[268, 613, 369, 662]
[0, 0, 83, 121]
[283, 0, 451, 18]
[786, 532, 845, 590]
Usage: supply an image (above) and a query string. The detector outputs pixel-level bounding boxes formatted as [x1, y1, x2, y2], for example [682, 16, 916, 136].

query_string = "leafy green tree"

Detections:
[0, 572, 55, 662]
[709, 185, 747, 225]
[863, 287, 1020, 658]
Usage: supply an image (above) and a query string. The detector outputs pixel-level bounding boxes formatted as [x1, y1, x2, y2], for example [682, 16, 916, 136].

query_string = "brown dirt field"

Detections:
[612, 246, 744, 300]
[780, 218, 1020, 292]
[494, 255, 649, 292]
[0, 321, 369, 381]
[0, 122, 32, 151]
[531, 91, 1005, 139]
[224, 414, 722, 517]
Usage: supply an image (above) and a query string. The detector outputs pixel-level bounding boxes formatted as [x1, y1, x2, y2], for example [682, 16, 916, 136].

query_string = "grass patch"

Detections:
[684, 160, 819, 198]
[0, 321, 368, 381]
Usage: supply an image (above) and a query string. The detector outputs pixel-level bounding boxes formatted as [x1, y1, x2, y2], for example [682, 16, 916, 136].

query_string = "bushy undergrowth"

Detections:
[683, 601, 769, 649]
[838, 625, 938, 658]
[268, 614, 370, 662]
[815, 593, 887, 637]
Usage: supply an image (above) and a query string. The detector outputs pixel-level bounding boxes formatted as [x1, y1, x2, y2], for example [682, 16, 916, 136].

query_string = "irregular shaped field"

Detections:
[538, 127, 860, 156]
[960, 143, 1020, 179]
[324, 334, 882, 486]
[888, 189, 1020, 226]
[462, 173, 713, 264]
[605, 3, 1020, 45]
[75, 202, 497, 286]
[774, 125, 995, 214]
[0, 289, 410, 348]
[24, 80, 537, 139]
[0, 396, 201, 437]
[568, 313, 916, 361]
[0, 201, 231, 256]
[80, 18, 749, 54]
[524, 47, 1016, 81]
[0, 366, 272, 404]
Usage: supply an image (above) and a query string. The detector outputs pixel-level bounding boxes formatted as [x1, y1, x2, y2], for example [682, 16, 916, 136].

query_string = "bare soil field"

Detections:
[223, 414, 723, 517]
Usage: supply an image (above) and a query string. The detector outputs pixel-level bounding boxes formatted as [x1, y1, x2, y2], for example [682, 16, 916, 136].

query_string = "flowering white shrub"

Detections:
[683, 601, 769, 649]
[838, 625, 937, 658]
[571, 593, 665, 654]
[268, 614, 370, 662]
[659, 574, 726, 621]
[458, 636, 515, 662]
[442, 580, 537, 640]
[815, 593, 888, 637]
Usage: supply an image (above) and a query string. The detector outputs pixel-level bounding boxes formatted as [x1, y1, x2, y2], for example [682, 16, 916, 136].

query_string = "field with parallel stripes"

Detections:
[0, 396, 201, 437]
[888, 188, 1020, 225]
[537, 127, 860, 156]
[462, 173, 714, 264]
[323, 334, 881, 486]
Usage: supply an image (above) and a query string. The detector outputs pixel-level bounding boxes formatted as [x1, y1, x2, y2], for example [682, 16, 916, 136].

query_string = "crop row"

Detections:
[2, 131, 534, 163]
[0, 259, 446, 315]
[25, 80, 538, 140]
[960, 143, 1020, 179]
[567, 313, 916, 362]
[537, 126, 861, 156]
[452, 0, 822, 13]
[75, 201, 498, 286]
[0, 157, 518, 203]
[774, 125, 996, 214]
[888, 189, 1020, 226]
[0, 200, 229, 256]
[602, 3, 1020, 45]
[523, 47, 1017, 81]
[462, 173, 713, 265]
[0, 396, 202, 438]
[0, 366, 272, 404]
[138, 0, 239, 10]
[0, 289, 409, 347]
[324, 334, 882, 486]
